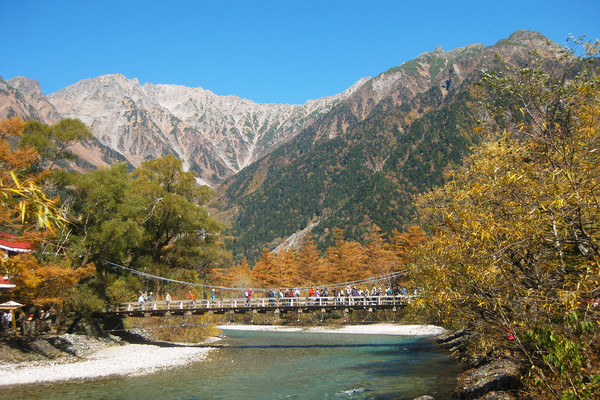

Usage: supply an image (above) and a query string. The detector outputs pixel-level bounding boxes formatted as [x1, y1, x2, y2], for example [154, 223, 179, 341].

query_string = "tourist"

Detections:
[333, 287, 340, 304]
[245, 288, 253, 306]
[2, 310, 11, 330]
[137, 292, 145, 304]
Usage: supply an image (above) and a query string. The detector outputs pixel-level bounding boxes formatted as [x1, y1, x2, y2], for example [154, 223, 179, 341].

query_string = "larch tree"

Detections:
[213, 257, 254, 290]
[251, 248, 279, 288]
[295, 234, 324, 286]
[318, 228, 368, 284]
[362, 224, 399, 277]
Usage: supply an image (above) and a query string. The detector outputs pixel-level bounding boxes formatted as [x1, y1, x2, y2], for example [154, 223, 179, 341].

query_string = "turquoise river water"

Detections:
[3, 329, 461, 400]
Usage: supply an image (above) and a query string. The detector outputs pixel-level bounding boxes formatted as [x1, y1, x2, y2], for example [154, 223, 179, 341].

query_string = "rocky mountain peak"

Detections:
[7, 77, 44, 98]
[505, 29, 552, 45]
[1, 77, 60, 123]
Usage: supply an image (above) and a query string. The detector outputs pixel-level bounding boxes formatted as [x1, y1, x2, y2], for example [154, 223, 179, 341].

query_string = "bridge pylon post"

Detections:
[344, 308, 350, 323]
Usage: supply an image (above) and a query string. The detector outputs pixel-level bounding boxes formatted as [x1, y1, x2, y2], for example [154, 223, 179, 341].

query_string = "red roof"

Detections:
[0, 277, 16, 288]
[0, 232, 34, 252]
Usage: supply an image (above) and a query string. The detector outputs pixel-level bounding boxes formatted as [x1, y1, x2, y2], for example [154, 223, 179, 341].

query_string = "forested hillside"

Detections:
[218, 30, 558, 263]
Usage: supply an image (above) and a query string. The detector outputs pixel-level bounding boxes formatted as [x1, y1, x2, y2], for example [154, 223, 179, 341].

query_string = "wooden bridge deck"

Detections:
[104, 295, 414, 318]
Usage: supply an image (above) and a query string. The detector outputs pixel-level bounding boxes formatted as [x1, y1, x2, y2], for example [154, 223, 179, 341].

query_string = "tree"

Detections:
[387, 225, 427, 265]
[213, 257, 254, 290]
[316, 228, 368, 284]
[63, 156, 229, 299]
[7, 253, 94, 308]
[252, 248, 299, 289]
[362, 224, 399, 277]
[20, 118, 92, 171]
[295, 234, 324, 285]
[411, 39, 600, 398]
[130, 155, 226, 275]
[64, 163, 144, 269]
[0, 117, 64, 237]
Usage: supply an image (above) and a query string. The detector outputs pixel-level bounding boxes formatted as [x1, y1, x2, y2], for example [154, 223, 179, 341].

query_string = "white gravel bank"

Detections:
[0, 343, 214, 386]
[217, 323, 447, 336]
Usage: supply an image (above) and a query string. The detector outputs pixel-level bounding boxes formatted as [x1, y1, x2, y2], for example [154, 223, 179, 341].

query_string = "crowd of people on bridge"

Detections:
[263, 285, 409, 299]
[259, 286, 410, 306]
[134, 285, 412, 306]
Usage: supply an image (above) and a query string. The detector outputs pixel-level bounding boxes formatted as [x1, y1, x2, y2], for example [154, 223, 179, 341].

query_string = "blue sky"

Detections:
[2, 1, 599, 104]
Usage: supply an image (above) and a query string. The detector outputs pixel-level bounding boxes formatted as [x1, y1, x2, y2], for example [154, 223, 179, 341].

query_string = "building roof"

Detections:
[0, 232, 34, 253]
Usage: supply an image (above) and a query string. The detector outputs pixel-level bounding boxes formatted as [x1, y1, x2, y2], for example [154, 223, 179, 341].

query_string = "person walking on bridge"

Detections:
[245, 288, 253, 306]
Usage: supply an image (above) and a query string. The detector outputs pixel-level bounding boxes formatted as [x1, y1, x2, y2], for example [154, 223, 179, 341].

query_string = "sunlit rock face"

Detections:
[45, 73, 362, 185]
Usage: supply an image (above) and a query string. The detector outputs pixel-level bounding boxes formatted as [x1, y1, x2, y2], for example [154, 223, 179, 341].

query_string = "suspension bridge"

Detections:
[103, 294, 414, 320]
[99, 261, 414, 324]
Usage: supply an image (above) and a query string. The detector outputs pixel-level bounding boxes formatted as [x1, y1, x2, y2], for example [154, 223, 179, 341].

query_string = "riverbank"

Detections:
[0, 333, 217, 386]
[0, 323, 446, 387]
[217, 323, 447, 336]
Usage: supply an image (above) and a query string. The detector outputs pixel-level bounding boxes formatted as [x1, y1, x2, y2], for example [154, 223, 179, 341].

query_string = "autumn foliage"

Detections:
[0, 117, 94, 313]
[6, 253, 94, 307]
[410, 39, 600, 399]
[213, 225, 427, 290]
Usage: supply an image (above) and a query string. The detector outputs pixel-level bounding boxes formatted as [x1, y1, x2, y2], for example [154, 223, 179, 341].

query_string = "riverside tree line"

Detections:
[0, 38, 599, 399]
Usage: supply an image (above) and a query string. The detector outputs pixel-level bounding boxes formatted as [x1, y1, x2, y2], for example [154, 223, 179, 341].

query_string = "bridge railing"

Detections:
[106, 295, 415, 314]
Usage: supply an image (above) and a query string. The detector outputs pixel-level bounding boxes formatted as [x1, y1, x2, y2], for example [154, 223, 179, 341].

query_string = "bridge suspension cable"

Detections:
[103, 260, 409, 293]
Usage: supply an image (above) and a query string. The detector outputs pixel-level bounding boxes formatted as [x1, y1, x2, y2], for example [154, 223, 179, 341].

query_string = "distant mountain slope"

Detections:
[45, 74, 364, 185]
[217, 30, 562, 263]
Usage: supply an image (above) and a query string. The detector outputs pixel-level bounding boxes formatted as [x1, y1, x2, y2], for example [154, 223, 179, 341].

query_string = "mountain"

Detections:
[0, 30, 564, 263]
[217, 30, 563, 262]
[46, 74, 367, 185]
[2, 72, 365, 185]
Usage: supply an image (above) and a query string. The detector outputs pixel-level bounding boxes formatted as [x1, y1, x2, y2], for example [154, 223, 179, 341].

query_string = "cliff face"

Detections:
[1, 77, 60, 123]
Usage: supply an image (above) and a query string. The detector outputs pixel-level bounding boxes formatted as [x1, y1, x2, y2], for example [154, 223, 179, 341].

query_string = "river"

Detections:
[2, 328, 460, 400]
